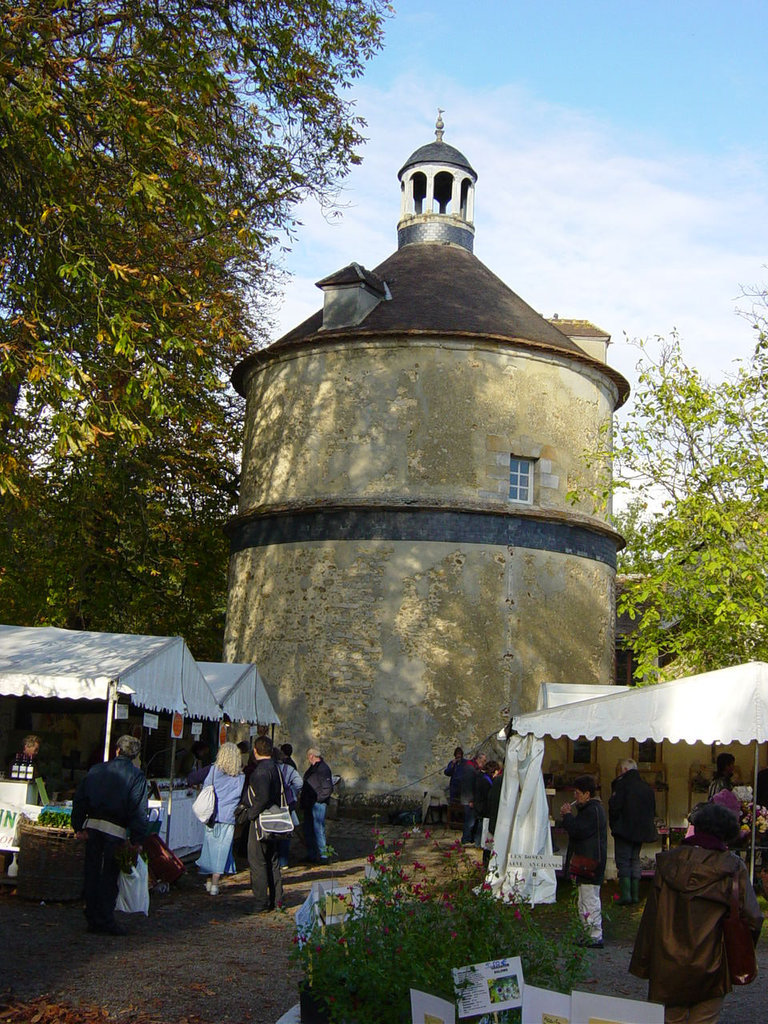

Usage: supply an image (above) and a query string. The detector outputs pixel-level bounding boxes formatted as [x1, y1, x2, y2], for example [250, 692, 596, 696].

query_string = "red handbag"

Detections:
[569, 853, 599, 881]
[722, 869, 758, 986]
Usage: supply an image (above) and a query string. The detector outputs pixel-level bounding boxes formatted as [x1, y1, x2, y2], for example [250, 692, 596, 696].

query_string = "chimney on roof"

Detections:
[315, 262, 389, 330]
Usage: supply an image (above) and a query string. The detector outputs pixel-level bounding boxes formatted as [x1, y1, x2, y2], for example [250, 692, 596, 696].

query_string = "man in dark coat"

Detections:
[243, 734, 284, 912]
[443, 746, 466, 803]
[560, 774, 607, 948]
[300, 746, 334, 863]
[630, 801, 762, 1022]
[609, 757, 657, 905]
[458, 752, 485, 845]
[72, 733, 148, 935]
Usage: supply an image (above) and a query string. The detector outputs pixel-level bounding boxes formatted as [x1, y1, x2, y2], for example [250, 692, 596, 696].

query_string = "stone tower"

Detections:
[223, 118, 629, 803]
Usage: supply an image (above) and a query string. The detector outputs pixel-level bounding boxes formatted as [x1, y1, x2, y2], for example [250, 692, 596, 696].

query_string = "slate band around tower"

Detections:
[226, 505, 620, 569]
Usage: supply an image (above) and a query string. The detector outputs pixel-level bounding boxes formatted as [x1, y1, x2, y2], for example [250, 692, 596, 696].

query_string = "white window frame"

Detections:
[509, 456, 534, 504]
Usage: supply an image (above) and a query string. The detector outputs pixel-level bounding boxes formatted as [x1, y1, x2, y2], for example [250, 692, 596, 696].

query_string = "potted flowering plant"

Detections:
[739, 799, 768, 840]
[291, 830, 588, 1024]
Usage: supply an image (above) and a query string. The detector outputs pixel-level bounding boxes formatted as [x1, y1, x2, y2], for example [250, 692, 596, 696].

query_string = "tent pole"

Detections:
[165, 736, 177, 847]
[750, 742, 758, 884]
[103, 680, 117, 762]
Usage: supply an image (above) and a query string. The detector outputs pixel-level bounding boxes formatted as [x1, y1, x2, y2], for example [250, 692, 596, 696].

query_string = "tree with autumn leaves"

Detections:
[0, 0, 387, 655]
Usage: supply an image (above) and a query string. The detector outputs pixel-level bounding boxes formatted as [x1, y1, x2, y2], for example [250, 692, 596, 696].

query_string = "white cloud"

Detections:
[272, 77, 768, 391]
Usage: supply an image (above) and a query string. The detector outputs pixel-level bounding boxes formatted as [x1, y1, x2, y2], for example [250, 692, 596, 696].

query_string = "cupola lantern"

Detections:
[397, 111, 477, 252]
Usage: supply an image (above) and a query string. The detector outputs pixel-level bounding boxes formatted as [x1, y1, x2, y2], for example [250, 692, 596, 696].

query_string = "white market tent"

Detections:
[512, 663, 768, 746]
[0, 624, 225, 849]
[535, 682, 628, 710]
[487, 683, 629, 906]
[0, 624, 222, 724]
[199, 662, 280, 726]
[509, 662, 768, 881]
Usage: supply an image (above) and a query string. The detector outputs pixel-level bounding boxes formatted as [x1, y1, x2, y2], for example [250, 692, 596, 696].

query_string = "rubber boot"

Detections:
[616, 876, 633, 905]
[630, 877, 641, 904]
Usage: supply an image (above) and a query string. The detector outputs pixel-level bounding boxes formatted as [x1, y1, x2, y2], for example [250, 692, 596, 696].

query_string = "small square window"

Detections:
[509, 457, 534, 503]
[571, 738, 593, 764]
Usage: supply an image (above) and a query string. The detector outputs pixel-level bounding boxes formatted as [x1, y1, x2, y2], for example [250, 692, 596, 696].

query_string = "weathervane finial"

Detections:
[435, 108, 445, 142]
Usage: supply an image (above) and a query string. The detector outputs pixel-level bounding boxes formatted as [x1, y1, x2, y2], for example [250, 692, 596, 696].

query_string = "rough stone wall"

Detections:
[225, 334, 619, 800]
[237, 338, 617, 518]
[223, 538, 615, 797]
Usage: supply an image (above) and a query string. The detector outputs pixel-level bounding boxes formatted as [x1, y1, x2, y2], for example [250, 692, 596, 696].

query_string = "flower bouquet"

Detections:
[739, 800, 768, 842]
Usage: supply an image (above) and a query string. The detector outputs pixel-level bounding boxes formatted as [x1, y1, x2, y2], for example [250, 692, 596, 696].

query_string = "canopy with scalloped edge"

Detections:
[199, 662, 279, 725]
[0, 624, 221, 720]
[511, 662, 768, 745]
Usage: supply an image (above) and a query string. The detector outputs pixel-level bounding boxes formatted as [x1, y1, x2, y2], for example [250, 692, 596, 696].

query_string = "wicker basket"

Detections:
[16, 816, 85, 901]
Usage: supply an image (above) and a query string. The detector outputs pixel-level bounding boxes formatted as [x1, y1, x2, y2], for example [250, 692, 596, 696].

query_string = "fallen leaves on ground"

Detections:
[0, 994, 207, 1024]
[188, 983, 216, 997]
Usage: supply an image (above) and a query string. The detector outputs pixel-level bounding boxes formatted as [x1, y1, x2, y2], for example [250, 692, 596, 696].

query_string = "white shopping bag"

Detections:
[116, 855, 150, 915]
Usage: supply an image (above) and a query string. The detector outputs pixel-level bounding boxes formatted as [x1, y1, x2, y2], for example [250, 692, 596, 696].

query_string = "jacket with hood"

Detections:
[629, 838, 763, 1007]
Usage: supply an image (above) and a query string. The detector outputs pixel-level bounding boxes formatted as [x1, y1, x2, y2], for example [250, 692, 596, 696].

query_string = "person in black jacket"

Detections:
[458, 752, 485, 845]
[72, 734, 148, 935]
[561, 774, 607, 948]
[708, 752, 736, 799]
[475, 760, 500, 866]
[280, 743, 297, 770]
[608, 757, 657, 905]
[300, 746, 333, 863]
[443, 746, 466, 803]
[242, 734, 284, 912]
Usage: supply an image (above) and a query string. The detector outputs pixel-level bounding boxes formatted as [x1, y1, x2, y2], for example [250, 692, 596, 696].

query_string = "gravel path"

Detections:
[1, 819, 767, 1023]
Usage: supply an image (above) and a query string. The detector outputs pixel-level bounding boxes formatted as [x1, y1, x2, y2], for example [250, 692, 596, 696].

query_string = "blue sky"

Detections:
[272, 1, 768, 391]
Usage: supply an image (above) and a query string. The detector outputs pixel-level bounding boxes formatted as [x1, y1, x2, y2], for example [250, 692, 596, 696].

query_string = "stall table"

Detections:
[152, 784, 206, 858]
[1, 779, 42, 879]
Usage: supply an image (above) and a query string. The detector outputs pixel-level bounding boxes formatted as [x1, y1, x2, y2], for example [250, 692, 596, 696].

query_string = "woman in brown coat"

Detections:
[629, 802, 762, 1023]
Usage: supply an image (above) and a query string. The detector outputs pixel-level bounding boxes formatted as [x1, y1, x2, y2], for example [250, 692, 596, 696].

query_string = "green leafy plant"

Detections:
[35, 810, 73, 830]
[291, 830, 588, 1023]
[573, 330, 768, 680]
[114, 841, 145, 874]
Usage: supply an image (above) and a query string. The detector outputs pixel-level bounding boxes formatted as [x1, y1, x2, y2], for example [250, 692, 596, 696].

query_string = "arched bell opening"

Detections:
[411, 171, 427, 215]
[433, 171, 454, 214]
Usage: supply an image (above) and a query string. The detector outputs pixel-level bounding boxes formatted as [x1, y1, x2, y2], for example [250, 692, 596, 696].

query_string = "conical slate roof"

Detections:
[398, 140, 476, 178]
[232, 242, 630, 406]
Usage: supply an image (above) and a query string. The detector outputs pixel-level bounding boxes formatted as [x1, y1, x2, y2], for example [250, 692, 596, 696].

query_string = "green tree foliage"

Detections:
[0, 412, 237, 658]
[0, 0, 387, 653]
[612, 329, 768, 679]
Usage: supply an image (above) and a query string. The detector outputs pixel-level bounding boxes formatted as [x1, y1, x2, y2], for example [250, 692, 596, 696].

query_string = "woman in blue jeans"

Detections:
[300, 747, 333, 862]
